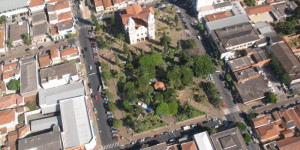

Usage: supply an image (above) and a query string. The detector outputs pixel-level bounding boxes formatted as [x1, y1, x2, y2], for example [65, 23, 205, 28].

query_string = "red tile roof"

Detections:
[252, 114, 272, 128]
[58, 11, 72, 21]
[280, 108, 300, 128]
[50, 48, 59, 58]
[103, 0, 113, 8]
[281, 129, 294, 138]
[0, 27, 5, 49]
[29, 0, 45, 8]
[52, 0, 69, 11]
[6, 131, 18, 143]
[3, 62, 18, 72]
[181, 141, 197, 150]
[120, 4, 154, 27]
[18, 125, 30, 138]
[256, 123, 282, 142]
[276, 137, 300, 150]
[206, 11, 232, 21]
[0, 127, 7, 134]
[50, 24, 58, 36]
[60, 47, 79, 58]
[16, 106, 24, 113]
[154, 81, 164, 90]
[2, 70, 20, 80]
[0, 94, 23, 110]
[0, 109, 15, 125]
[245, 4, 273, 15]
[94, 0, 103, 7]
[39, 54, 51, 68]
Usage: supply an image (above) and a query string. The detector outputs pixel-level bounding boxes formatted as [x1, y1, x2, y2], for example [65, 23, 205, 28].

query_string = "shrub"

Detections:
[7, 79, 20, 91]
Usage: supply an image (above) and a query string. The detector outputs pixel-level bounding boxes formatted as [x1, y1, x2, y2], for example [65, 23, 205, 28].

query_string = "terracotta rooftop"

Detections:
[0, 94, 23, 110]
[18, 125, 30, 138]
[58, 11, 72, 21]
[1, 127, 7, 134]
[2, 70, 20, 80]
[252, 114, 272, 128]
[3, 62, 18, 72]
[15, 123, 25, 129]
[94, 0, 103, 7]
[7, 131, 18, 143]
[39, 54, 51, 68]
[154, 81, 165, 90]
[0, 109, 15, 125]
[256, 123, 282, 142]
[272, 111, 281, 121]
[0, 27, 5, 49]
[50, 48, 59, 59]
[60, 47, 79, 58]
[276, 137, 300, 150]
[168, 145, 179, 150]
[103, 0, 113, 8]
[50, 24, 58, 36]
[181, 141, 197, 150]
[52, 0, 70, 11]
[206, 11, 232, 21]
[281, 129, 294, 138]
[29, 0, 45, 8]
[280, 108, 300, 128]
[16, 106, 24, 113]
[245, 4, 273, 15]
[0, 80, 5, 93]
[120, 4, 154, 28]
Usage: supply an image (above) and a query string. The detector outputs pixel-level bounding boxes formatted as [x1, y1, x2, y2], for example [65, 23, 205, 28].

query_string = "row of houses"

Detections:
[94, 0, 156, 13]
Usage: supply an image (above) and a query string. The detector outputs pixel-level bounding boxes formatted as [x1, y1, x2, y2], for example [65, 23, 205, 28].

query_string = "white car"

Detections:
[182, 125, 191, 131]
[197, 35, 201, 40]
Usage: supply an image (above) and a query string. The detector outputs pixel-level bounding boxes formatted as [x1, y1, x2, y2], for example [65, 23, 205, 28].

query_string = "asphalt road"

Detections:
[73, 0, 119, 149]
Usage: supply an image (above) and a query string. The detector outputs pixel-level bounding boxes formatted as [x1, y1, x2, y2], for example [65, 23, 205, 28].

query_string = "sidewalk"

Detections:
[80, 0, 91, 19]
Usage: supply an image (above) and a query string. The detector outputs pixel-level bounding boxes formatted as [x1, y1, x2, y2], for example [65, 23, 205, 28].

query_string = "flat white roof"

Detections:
[0, 0, 28, 13]
[193, 131, 215, 150]
[60, 96, 92, 149]
[206, 14, 250, 31]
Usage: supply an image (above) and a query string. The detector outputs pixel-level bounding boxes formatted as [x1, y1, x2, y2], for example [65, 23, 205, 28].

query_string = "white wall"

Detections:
[0, 7, 29, 17]
[30, 4, 46, 12]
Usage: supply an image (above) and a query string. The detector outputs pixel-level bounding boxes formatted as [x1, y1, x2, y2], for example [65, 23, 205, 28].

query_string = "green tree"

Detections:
[91, 13, 98, 25]
[122, 100, 134, 113]
[123, 81, 136, 100]
[106, 90, 115, 100]
[271, 55, 291, 84]
[174, 13, 179, 27]
[6, 38, 12, 48]
[113, 119, 123, 129]
[0, 15, 7, 25]
[7, 79, 20, 90]
[176, 40, 182, 51]
[293, 7, 300, 18]
[209, 127, 217, 135]
[150, 45, 155, 54]
[192, 55, 216, 77]
[154, 93, 164, 104]
[185, 39, 197, 49]
[226, 74, 232, 82]
[67, 33, 74, 39]
[276, 21, 295, 35]
[247, 113, 256, 120]
[160, 32, 171, 46]
[95, 24, 101, 31]
[109, 15, 115, 25]
[181, 66, 193, 86]
[22, 33, 31, 45]
[123, 43, 129, 54]
[98, 36, 104, 43]
[117, 33, 125, 43]
[168, 101, 178, 115]
[115, 54, 120, 65]
[236, 122, 247, 132]
[108, 103, 117, 113]
[266, 92, 277, 104]
[25, 101, 39, 111]
[198, 24, 204, 31]
[156, 102, 170, 117]
[127, 51, 133, 63]
[243, 133, 251, 143]
[244, 0, 255, 6]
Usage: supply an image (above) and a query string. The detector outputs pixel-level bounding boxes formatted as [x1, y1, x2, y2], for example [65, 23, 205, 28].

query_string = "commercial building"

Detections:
[9, 21, 29, 47]
[38, 82, 84, 114]
[60, 47, 79, 60]
[193, 131, 215, 150]
[0, 0, 29, 17]
[39, 62, 79, 89]
[120, 4, 155, 44]
[20, 57, 38, 97]
[210, 127, 247, 150]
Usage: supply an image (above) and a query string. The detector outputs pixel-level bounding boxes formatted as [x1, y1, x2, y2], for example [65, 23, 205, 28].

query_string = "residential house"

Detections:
[193, 131, 215, 150]
[0, 0, 29, 17]
[0, 26, 6, 53]
[276, 137, 300, 150]
[38, 82, 84, 114]
[120, 4, 155, 44]
[279, 108, 300, 129]
[38, 53, 51, 68]
[210, 127, 248, 150]
[2, 61, 20, 83]
[256, 123, 283, 143]
[39, 62, 79, 89]
[17, 124, 30, 138]
[20, 57, 38, 97]
[57, 11, 72, 23]
[245, 4, 274, 23]
[103, 0, 115, 11]
[60, 47, 79, 60]
[113, 0, 128, 10]
[94, 0, 104, 12]
[252, 114, 273, 128]
[9, 21, 29, 47]
[18, 125, 63, 150]
[50, 48, 61, 64]
[32, 23, 49, 44]
[31, 11, 47, 26]
[0, 109, 17, 129]
[181, 141, 198, 150]
[29, 0, 46, 12]
[0, 94, 24, 110]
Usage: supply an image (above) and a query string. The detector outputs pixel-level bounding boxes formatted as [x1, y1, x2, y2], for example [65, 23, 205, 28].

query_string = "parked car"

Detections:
[191, 124, 197, 128]
[154, 134, 161, 138]
[107, 114, 114, 119]
[112, 136, 119, 140]
[138, 138, 145, 143]
[296, 100, 300, 105]
[38, 46, 44, 50]
[264, 110, 271, 114]
[167, 138, 176, 144]
[163, 132, 170, 135]
[93, 108, 97, 113]
[106, 111, 112, 115]
[111, 127, 117, 130]
[89, 64, 93, 70]
[111, 129, 117, 133]
[94, 95, 98, 100]
[130, 141, 137, 145]
[281, 105, 288, 109]
[182, 126, 191, 131]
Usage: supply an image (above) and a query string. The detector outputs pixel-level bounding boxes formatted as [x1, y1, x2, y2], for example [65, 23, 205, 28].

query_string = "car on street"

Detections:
[163, 132, 170, 135]
[93, 108, 97, 113]
[145, 137, 152, 141]
[106, 111, 112, 115]
[252, 106, 258, 109]
[112, 136, 119, 140]
[154, 134, 161, 138]
[182, 125, 191, 131]
[111, 127, 117, 130]
[281, 105, 288, 109]
[191, 124, 197, 128]
[89, 64, 92, 70]
[94, 95, 98, 100]
[93, 52, 98, 56]
[130, 141, 137, 145]
[38, 46, 44, 50]
[167, 138, 176, 144]
[296, 100, 300, 105]
[111, 129, 117, 133]
[138, 138, 145, 143]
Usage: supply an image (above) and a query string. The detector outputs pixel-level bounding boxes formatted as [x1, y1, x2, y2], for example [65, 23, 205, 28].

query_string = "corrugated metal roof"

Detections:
[206, 14, 250, 31]
[30, 116, 62, 132]
[60, 96, 92, 149]
[0, 0, 28, 13]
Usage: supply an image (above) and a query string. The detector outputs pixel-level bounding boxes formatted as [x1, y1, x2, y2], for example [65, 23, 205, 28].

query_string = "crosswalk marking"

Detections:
[223, 105, 240, 115]
[101, 142, 119, 150]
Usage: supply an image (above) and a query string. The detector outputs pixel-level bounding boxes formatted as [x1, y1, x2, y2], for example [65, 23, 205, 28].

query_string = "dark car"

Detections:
[163, 132, 170, 135]
[167, 138, 176, 144]
[264, 110, 271, 114]
[154, 134, 161, 138]
[38, 46, 44, 50]
[281, 105, 288, 109]
[252, 106, 258, 109]
[296, 100, 300, 105]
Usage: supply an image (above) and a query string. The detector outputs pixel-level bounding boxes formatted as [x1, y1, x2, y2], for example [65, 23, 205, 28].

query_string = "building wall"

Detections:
[196, 0, 214, 11]
[58, 26, 75, 37]
[30, 5, 46, 12]
[32, 34, 48, 44]
[96, 6, 104, 12]
[237, 74, 260, 83]
[61, 54, 79, 61]
[3, 73, 21, 83]
[0, 7, 29, 17]
[198, 5, 232, 19]
[52, 57, 61, 64]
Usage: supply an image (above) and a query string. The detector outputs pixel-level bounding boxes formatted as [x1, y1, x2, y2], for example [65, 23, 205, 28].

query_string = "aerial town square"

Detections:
[0, 0, 300, 150]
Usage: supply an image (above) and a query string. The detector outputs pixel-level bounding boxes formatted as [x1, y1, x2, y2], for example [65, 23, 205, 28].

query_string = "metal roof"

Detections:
[206, 14, 250, 31]
[20, 57, 38, 96]
[30, 116, 62, 132]
[60, 96, 92, 149]
[193, 131, 215, 150]
[39, 82, 85, 114]
[0, 0, 28, 13]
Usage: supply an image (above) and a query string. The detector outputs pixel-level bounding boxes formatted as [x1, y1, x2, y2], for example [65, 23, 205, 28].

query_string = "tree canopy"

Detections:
[113, 119, 123, 129]
[192, 55, 215, 77]
[108, 103, 117, 113]
[7, 79, 20, 91]
[243, 133, 251, 143]
[244, 0, 255, 6]
[0, 16, 7, 25]
[266, 92, 277, 104]
[293, 7, 300, 18]
[236, 122, 247, 132]
[160, 32, 171, 46]
[156, 102, 170, 117]
[185, 39, 197, 49]
[276, 21, 295, 35]
[22, 33, 31, 45]
[168, 101, 178, 115]
[271, 55, 290, 84]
